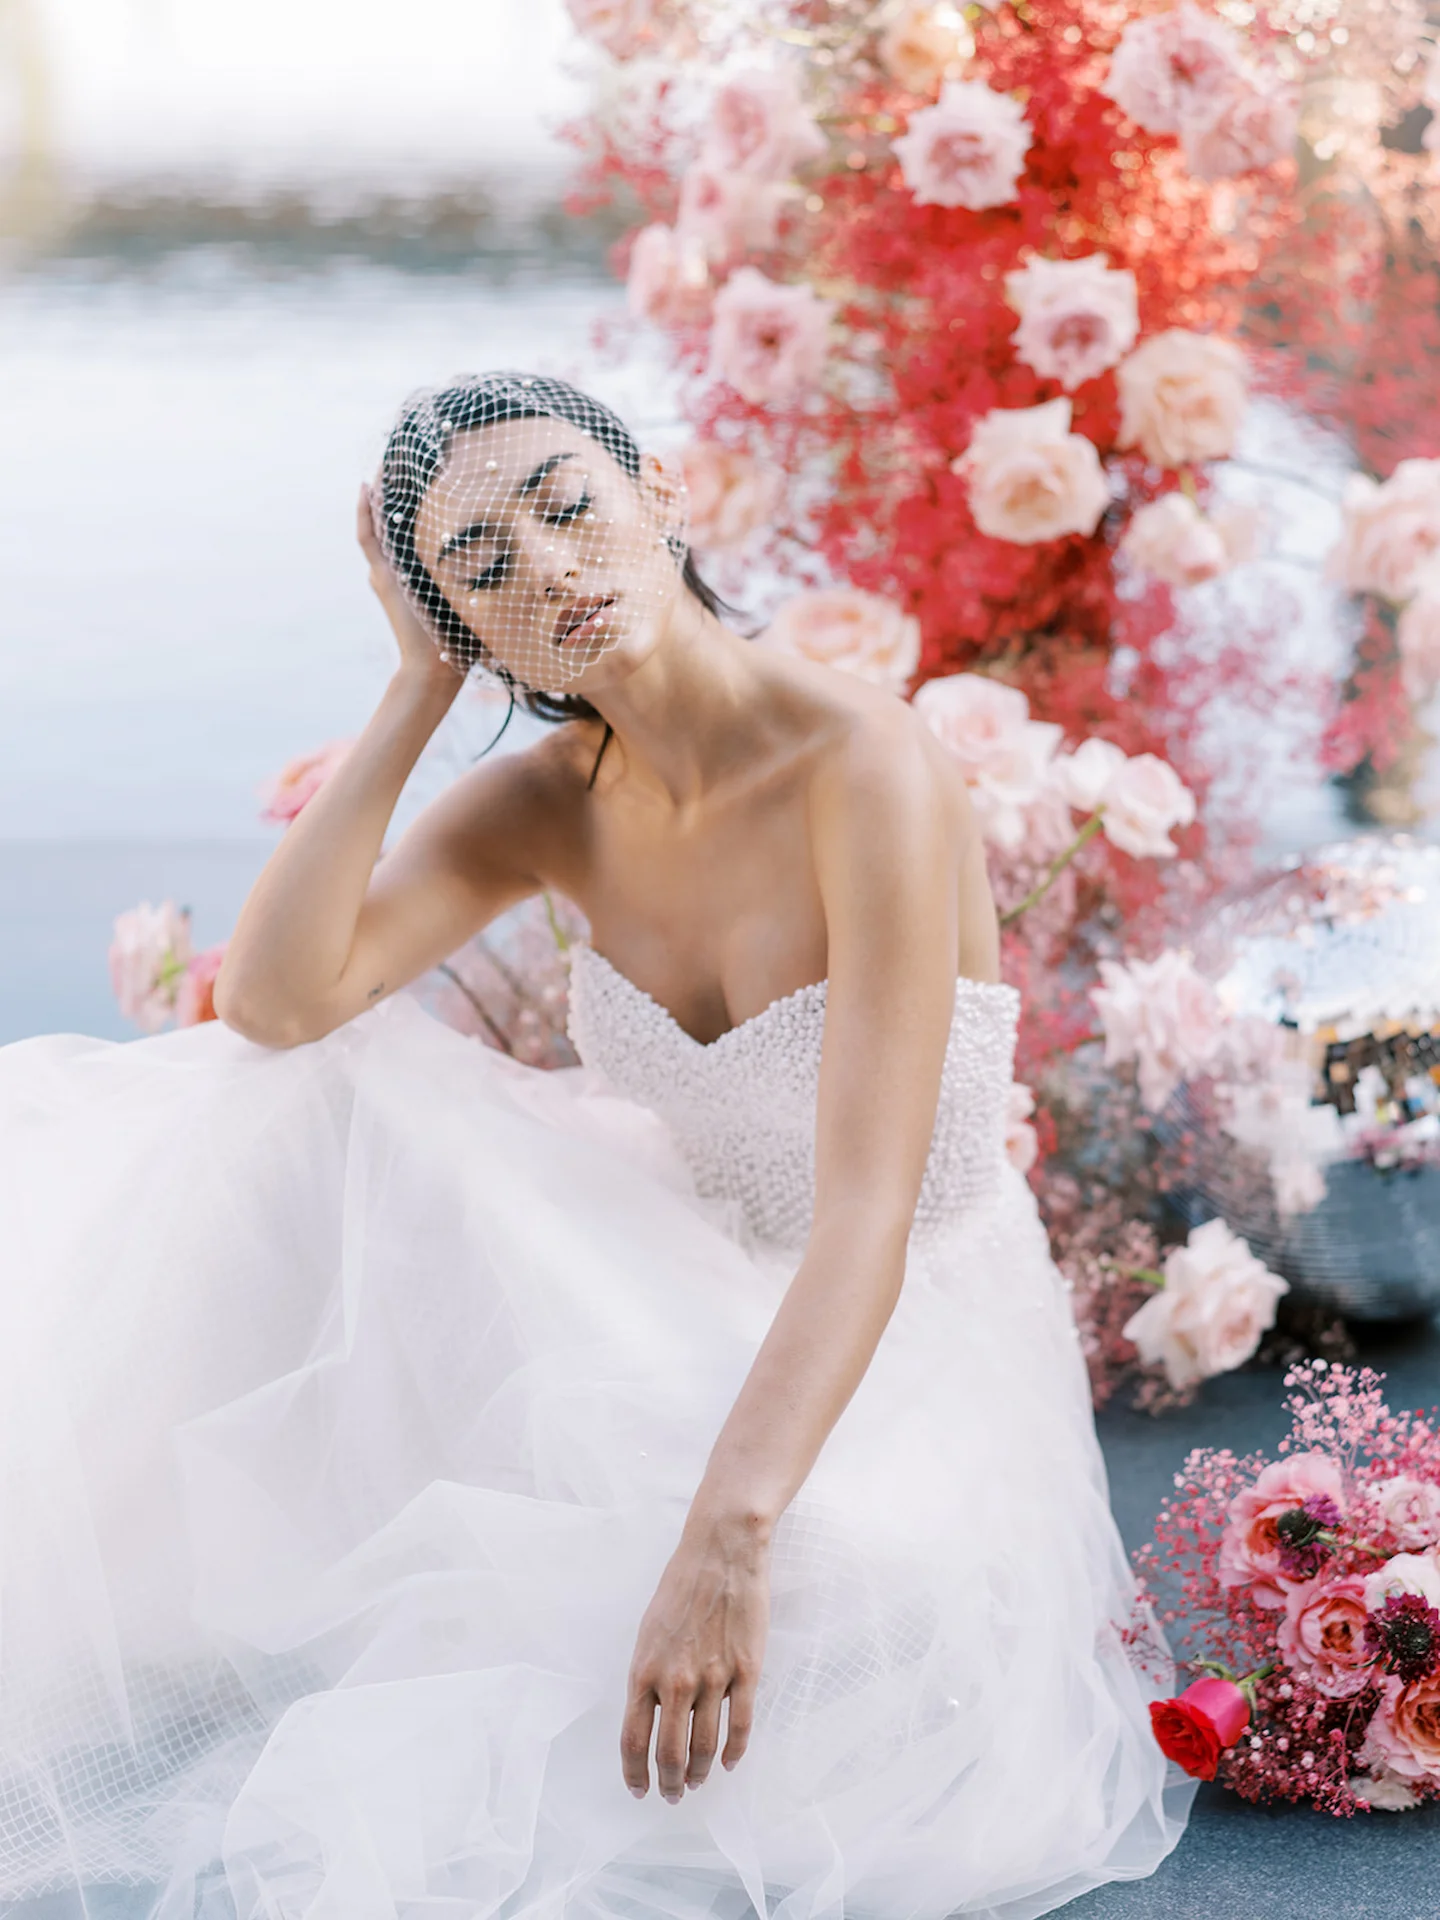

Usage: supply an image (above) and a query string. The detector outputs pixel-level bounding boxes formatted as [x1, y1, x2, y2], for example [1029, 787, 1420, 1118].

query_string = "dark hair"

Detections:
[375, 369, 748, 729]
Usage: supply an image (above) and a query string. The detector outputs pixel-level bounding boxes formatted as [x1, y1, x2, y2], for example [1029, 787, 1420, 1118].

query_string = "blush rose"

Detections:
[626, 224, 712, 328]
[707, 268, 832, 405]
[1116, 329, 1248, 469]
[762, 587, 921, 690]
[680, 442, 783, 552]
[1328, 460, 1440, 603]
[877, 2, 973, 95]
[259, 741, 355, 827]
[955, 398, 1110, 545]
[912, 673, 1061, 851]
[1122, 1217, 1288, 1392]
[1103, 3, 1244, 137]
[892, 78, 1032, 211]
[1005, 253, 1140, 392]
[1278, 1575, 1373, 1698]
[701, 69, 825, 181]
[109, 901, 194, 1034]
[1091, 948, 1226, 1113]
[1372, 1478, 1440, 1554]
[1120, 491, 1252, 587]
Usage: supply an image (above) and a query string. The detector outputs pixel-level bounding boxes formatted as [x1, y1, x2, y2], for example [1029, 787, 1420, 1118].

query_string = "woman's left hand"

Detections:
[620, 1515, 771, 1801]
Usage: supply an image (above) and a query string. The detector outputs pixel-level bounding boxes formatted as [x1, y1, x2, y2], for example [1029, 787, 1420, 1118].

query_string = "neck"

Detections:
[586, 597, 765, 808]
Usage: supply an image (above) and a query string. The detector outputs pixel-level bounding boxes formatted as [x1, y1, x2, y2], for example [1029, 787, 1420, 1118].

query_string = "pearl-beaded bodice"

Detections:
[567, 944, 1020, 1252]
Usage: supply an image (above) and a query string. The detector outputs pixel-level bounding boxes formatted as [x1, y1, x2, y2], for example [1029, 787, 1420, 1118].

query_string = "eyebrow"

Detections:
[436, 451, 580, 559]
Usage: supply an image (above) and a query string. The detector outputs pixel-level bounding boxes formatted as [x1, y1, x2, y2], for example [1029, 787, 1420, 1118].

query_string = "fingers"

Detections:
[355, 483, 386, 569]
[722, 1668, 757, 1772]
[685, 1679, 725, 1791]
[619, 1686, 656, 1799]
[654, 1678, 694, 1803]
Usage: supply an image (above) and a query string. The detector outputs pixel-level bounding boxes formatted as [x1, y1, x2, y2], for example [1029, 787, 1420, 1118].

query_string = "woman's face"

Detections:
[411, 414, 688, 694]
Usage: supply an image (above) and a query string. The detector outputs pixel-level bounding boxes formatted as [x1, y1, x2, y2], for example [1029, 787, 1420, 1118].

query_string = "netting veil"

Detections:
[371, 371, 690, 700]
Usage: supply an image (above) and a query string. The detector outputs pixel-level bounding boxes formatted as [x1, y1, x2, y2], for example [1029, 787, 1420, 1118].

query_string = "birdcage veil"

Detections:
[371, 370, 690, 701]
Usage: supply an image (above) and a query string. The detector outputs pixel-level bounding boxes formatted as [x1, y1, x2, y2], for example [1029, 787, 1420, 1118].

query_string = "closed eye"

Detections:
[464, 492, 594, 591]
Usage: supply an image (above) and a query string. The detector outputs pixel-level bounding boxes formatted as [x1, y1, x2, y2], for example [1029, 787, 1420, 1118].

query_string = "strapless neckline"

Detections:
[572, 944, 1019, 1054]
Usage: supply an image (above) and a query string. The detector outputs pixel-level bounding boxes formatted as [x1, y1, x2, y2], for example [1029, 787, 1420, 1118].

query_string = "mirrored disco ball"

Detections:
[1163, 834, 1440, 1323]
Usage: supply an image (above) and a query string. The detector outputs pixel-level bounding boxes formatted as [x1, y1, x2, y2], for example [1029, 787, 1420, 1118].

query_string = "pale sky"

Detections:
[10, 0, 592, 193]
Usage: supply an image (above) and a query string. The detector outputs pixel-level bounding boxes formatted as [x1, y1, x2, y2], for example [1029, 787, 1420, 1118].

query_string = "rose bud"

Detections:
[1148, 1676, 1251, 1780]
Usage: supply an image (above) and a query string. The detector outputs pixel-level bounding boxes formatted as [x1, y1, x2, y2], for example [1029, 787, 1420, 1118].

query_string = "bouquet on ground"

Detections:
[1136, 1360, 1440, 1811]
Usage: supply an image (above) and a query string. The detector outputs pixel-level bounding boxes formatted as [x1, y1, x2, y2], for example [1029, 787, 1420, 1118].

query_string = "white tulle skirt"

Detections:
[0, 996, 1191, 1920]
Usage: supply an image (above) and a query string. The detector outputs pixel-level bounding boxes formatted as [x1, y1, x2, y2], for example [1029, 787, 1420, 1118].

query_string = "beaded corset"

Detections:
[566, 944, 1020, 1252]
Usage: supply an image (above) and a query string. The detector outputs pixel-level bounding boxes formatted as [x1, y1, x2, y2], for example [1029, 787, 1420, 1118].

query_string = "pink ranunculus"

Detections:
[176, 944, 227, 1028]
[877, 2, 973, 95]
[1123, 1217, 1288, 1392]
[1005, 1081, 1039, 1173]
[564, 0, 668, 61]
[955, 397, 1110, 545]
[259, 740, 355, 827]
[109, 901, 194, 1034]
[1120, 491, 1248, 587]
[1050, 736, 1127, 815]
[626, 223, 712, 329]
[761, 587, 920, 690]
[1180, 71, 1297, 181]
[680, 441, 783, 552]
[1372, 1479, 1440, 1554]
[1116, 328, 1248, 469]
[1398, 569, 1440, 701]
[1091, 948, 1226, 1112]
[677, 164, 787, 261]
[701, 69, 826, 181]
[892, 78, 1032, 211]
[1102, 2, 1245, 138]
[707, 267, 832, 405]
[1278, 1575, 1374, 1698]
[912, 673, 1062, 851]
[1329, 460, 1440, 603]
[1359, 1672, 1440, 1787]
[1005, 253, 1140, 392]
[1100, 751, 1196, 859]
[1217, 1451, 1347, 1608]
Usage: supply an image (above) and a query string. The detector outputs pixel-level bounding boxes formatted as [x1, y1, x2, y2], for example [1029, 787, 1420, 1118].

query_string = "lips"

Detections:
[553, 596, 617, 646]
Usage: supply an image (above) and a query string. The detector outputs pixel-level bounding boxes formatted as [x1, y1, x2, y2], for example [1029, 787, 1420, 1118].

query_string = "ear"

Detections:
[640, 450, 689, 546]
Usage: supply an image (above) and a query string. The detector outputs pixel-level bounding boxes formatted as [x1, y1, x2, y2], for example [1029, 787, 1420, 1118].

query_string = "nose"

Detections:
[507, 515, 578, 595]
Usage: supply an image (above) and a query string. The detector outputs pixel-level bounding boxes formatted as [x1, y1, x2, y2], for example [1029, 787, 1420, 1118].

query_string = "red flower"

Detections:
[1148, 1676, 1250, 1780]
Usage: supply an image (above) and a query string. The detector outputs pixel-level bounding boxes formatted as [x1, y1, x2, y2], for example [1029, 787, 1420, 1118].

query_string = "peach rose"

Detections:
[1005, 253, 1139, 392]
[912, 673, 1062, 850]
[955, 398, 1110, 544]
[1102, 2, 1244, 137]
[1217, 1451, 1347, 1607]
[1398, 569, 1440, 701]
[892, 78, 1032, 211]
[259, 740, 355, 826]
[626, 223, 711, 328]
[680, 442, 782, 551]
[1372, 1479, 1440, 1554]
[1116, 329, 1248, 468]
[1328, 460, 1440, 602]
[1005, 1082, 1039, 1173]
[109, 901, 194, 1034]
[1091, 948, 1225, 1112]
[564, 0, 668, 61]
[1278, 1575, 1373, 1698]
[877, 2, 973, 96]
[1181, 72, 1297, 181]
[762, 587, 921, 690]
[1100, 751, 1196, 858]
[176, 944, 227, 1028]
[708, 267, 832, 405]
[677, 165, 788, 260]
[701, 69, 826, 181]
[1120, 491, 1251, 587]
[1123, 1217, 1288, 1392]
[1359, 1672, 1440, 1786]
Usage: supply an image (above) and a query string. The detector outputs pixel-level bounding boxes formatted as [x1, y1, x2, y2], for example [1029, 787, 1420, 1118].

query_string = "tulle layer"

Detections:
[0, 997, 1191, 1919]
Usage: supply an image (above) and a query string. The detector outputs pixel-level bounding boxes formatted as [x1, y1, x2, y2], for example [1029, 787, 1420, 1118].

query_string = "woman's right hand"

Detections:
[356, 484, 466, 696]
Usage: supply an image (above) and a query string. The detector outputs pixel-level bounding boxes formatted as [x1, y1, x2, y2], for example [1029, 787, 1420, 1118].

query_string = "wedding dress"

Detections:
[0, 945, 1192, 1920]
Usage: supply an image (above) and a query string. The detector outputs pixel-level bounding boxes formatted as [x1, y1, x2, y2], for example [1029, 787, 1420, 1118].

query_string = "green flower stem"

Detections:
[542, 890, 571, 954]
[437, 964, 514, 1057]
[1099, 1258, 1167, 1290]
[998, 810, 1105, 927]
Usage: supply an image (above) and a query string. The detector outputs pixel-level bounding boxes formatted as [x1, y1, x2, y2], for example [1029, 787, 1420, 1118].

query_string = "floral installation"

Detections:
[1133, 1360, 1440, 1811]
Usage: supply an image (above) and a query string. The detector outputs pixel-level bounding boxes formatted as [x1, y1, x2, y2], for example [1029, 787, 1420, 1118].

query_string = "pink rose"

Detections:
[701, 69, 825, 181]
[1100, 752, 1196, 858]
[1328, 460, 1440, 602]
[1372, 1479, 1440, 1554]
[955, 398, 1110, 545]
[762, 587, 920, 690]
[1091, 948, 1225, 1112]
[1102, 3, 1245, 137]
[626, 224, 711, 328]
[892, 79, 1032, 211]
[1116, 329, 1248, 469]
[1181, 72, 1296, 181]
[1359, 1672, 1440, 1786]
[1050, 736, 1127, 815]
[707, 267, 832, 405]
[1278, 1575, 1374, 1698]
[680, 441, 783, 551]
[564, 0, 669, 61]
[877, 3, 972, 95]
[1005, 1082, 1039, 1173]
[1398, 570, 1440, 701]
[176, 944, 227, 1029]
[913, 673, 1062, 851]
[1123, 1217, 1288, 1391]
[1005, 253, 1140, 392]
[1120, 491, 1250, 587]
[259, 740, 354, 827]
[1363, 1552, 1440, 1616]
[1217, 1452, 1347, 1608]
[109, 901, 194, 1034]
[677, 164, 787, 261]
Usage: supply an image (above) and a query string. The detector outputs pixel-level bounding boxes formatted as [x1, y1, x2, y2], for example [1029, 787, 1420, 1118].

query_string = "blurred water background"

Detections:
[0, 0, 1414, 1041]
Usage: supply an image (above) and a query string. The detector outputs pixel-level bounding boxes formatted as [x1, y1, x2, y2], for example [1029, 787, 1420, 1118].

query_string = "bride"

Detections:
[0, 371, 1191, 1919]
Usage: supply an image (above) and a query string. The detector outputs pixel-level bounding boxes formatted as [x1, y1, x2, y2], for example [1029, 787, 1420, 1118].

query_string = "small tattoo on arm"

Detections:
[367, 982, 386, 1000]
